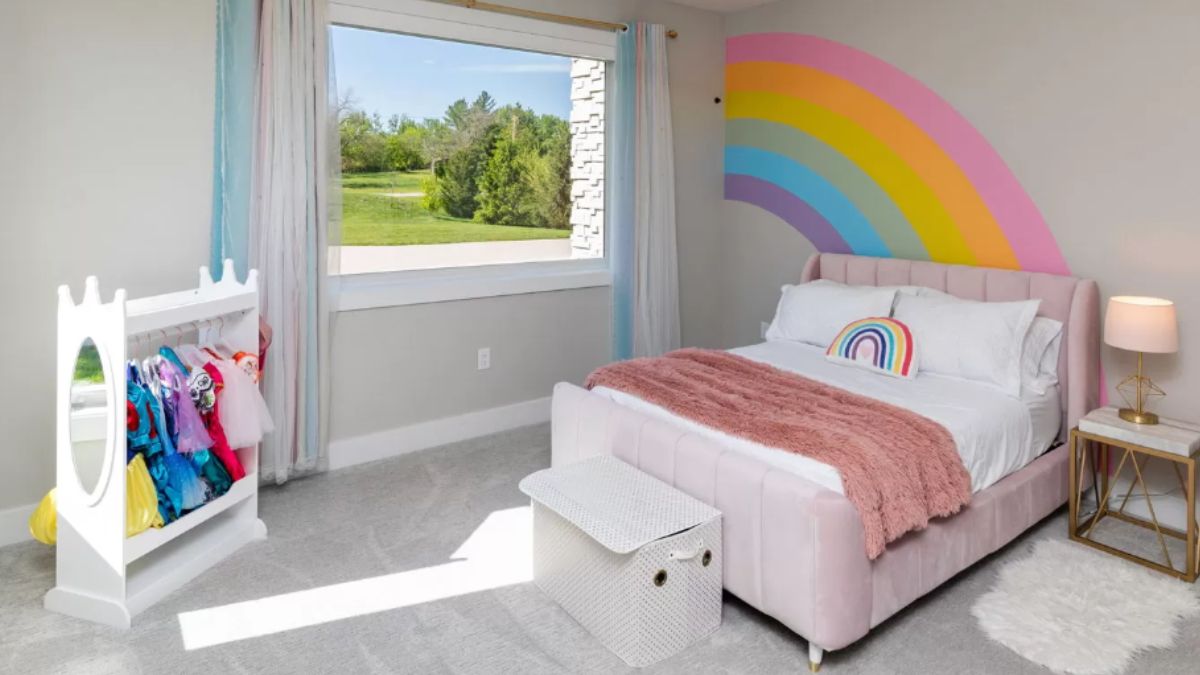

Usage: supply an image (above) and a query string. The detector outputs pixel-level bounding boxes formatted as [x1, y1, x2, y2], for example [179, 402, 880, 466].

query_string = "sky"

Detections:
[331, 25, 573, 123]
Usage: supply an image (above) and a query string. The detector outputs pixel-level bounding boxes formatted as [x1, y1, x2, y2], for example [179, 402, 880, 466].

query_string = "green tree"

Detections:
[475, 136, 537, 226]
[343, 90, 574, 227]
[339, 110, 388, 172]
[529, 120, 571, 228]
[443, 98, 470, 131]
[426, 93, 502, 217]
[386, 126, 427, 171]
[475, 108, 571, 228]
[435, 122, 498, 218]
[472, 90, 497, 114]
[420, 119, 454, 174]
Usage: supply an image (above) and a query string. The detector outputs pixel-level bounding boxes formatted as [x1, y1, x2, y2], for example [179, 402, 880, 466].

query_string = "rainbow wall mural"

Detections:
[724, 33, 1069, 275]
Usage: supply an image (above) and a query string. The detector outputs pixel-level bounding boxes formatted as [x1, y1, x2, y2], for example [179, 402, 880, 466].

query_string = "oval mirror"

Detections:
[69, 338, 110, 497]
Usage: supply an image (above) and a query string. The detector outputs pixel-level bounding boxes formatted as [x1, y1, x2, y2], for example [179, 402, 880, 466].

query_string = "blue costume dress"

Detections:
[127, 365, 181, 524]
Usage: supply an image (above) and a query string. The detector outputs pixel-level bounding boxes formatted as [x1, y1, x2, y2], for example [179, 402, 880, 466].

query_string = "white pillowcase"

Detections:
[1022, 317, 1063, 394]
[889, 285, 948, 312]
[892, 293, 1040, 397]
[765, 280, 898, 348]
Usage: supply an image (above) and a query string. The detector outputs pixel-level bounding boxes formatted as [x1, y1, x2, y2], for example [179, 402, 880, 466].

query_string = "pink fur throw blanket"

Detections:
[585, 348, 971, 559]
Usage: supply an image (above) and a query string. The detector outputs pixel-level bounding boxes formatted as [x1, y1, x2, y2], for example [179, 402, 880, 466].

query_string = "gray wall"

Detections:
[331, 288, 610, 437]
[0, 0, 216, 511]
[328, 0, 729, 443]
[724, 0, 1200, 420]
[0, 0, 729, 515]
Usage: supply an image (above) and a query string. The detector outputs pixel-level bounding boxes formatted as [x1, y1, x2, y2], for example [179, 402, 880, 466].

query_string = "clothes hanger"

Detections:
[207, 314, 237, 360]
[179, 321, 197, 348]
[215, 315, 238, 358]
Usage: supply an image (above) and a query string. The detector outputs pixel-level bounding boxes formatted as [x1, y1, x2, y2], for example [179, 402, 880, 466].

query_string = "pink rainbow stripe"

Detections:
[727, 33, 1069, 275]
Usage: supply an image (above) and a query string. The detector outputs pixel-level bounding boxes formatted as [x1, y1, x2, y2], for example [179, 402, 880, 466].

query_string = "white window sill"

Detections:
[333, 259, 611, 311]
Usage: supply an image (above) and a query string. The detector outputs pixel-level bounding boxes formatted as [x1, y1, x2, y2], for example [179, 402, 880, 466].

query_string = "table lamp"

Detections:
[1104, 296, 1179, 424]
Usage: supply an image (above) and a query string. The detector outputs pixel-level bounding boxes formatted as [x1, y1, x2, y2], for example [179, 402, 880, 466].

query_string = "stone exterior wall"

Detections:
[568, 59, 605, 259]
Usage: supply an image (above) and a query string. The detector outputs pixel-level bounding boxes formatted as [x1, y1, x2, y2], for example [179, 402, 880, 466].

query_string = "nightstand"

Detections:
[1068, 407, 1200, 581]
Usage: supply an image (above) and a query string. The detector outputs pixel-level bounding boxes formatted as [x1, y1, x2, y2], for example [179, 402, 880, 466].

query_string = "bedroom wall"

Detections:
[0, 1, 217, 529]
[723, 0, 1200, 422]
[0, 0, 725, 543]
[328, 0, 728, 451]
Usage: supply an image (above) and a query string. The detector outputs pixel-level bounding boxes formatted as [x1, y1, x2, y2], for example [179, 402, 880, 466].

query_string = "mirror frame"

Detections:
[70, 335, 116, 507]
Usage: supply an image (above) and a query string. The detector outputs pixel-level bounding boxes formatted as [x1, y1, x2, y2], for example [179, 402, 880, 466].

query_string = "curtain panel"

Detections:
[211, 0, 259, 279]
[230, 0, 336, 483]
[612, 23, 681, 360]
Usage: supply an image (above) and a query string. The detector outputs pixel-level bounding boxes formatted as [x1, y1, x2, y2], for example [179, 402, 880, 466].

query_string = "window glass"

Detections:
[331, 26, 606, 275]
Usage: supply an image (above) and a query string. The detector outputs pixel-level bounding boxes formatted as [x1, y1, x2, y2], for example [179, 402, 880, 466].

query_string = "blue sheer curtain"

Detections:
[612, 23, 680, 360]
[211, 0, 259, 281]
[612, 27, 637, 360]
[212, 0, 333, 482]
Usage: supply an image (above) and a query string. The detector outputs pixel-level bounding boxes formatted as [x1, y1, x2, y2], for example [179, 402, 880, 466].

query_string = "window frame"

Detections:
[329, 0, 616, 310]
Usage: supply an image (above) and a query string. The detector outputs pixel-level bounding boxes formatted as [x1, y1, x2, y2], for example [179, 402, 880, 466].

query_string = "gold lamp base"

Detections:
[1118, 408, 1159, 425]
[1115, 351, 1165, 426]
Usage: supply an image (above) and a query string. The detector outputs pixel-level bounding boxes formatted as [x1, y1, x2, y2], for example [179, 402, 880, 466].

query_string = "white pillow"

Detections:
[1021, 317, 1063, 394]
[901, 286, 950, 299]
[892, 293, 1040, 396]
[888, 285, 948, 313]
[765, 280, 898, 348]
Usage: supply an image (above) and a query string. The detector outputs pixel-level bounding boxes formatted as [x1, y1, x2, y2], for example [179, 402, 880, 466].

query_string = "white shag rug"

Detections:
[972, 539, 1200, 675]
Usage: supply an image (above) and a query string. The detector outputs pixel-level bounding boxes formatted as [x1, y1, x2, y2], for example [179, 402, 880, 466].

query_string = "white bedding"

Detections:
[593, 341, 1061, 495]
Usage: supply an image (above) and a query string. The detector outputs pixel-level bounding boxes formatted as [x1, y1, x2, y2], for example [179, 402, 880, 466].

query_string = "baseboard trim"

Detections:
[3, 398, 553, 546]
[328, 396, 552, 471]
[0, 501, 36, 548]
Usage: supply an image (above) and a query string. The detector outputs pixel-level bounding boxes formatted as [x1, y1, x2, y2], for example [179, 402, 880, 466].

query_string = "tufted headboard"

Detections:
[800, 253, 1100, 441]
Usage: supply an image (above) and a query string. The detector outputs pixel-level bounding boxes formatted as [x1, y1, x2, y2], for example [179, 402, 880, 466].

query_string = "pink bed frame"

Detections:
[551, 253, 1100, 669]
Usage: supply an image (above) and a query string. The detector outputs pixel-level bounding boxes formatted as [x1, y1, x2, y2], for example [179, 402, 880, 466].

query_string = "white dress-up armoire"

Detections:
[47, 260, 266, 628]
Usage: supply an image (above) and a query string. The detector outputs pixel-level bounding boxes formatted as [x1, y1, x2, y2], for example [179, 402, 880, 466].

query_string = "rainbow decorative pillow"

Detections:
[825, 317, 918, 379]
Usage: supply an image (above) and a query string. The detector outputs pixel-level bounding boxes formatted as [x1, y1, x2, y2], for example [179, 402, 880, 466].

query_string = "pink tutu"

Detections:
[177, 345, 274, 449]
[208, 358, 273, 448]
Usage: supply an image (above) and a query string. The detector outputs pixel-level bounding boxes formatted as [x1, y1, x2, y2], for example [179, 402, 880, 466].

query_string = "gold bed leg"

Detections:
[809, 643, 823, 672]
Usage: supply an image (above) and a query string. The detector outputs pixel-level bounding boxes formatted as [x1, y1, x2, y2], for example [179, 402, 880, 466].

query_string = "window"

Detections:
[329, 0, 613, 308]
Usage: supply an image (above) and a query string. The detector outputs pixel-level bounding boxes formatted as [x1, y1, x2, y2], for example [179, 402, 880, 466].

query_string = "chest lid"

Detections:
[519, 456, 721, 554]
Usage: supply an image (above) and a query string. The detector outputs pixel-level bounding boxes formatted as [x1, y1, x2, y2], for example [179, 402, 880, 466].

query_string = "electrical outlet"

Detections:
[477, 347, 491, 370]
[761, 321, 770, 339]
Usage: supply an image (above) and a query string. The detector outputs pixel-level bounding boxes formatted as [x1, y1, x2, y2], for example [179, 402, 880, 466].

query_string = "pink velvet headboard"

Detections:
[800, 253, 1100, 440]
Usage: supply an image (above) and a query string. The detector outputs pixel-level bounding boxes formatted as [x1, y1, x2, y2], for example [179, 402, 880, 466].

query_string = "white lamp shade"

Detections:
[1104, 296, 1179, 353]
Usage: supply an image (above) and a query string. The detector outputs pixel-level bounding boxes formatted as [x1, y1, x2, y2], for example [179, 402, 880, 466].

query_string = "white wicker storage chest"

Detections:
[519, 456, 722, 667]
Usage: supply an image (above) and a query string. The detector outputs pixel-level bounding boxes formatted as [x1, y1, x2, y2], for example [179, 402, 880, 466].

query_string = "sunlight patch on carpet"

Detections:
[178, 506, 532, 650]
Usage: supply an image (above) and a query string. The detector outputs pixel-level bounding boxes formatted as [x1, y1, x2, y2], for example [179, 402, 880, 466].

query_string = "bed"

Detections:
[550, 253, 1099, 670]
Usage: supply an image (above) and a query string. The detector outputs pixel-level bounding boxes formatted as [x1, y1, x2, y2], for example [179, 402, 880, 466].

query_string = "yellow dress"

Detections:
[28, 454, 164, 546]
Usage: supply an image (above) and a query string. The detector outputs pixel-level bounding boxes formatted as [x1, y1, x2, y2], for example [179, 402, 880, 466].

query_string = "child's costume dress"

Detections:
[157, 347, 232, 498]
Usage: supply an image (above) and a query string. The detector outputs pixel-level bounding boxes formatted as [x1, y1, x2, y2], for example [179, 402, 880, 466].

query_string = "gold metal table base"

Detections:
[1068, 428, 1198, 582]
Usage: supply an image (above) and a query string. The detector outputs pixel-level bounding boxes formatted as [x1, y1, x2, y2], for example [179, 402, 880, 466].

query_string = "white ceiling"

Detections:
[668, 0, 778, 14]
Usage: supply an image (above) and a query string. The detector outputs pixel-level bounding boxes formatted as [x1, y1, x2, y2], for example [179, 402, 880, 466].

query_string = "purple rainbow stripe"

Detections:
[725, 174, 851, 253]
[727, 33, 1069, 275]
[843, 328, 890, 370]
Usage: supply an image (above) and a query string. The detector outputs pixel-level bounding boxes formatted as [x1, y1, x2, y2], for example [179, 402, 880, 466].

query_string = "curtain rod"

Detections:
[435, 1, 678, 38]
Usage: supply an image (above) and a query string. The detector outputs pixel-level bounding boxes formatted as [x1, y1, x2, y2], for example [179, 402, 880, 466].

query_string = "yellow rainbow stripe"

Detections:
[724, 33, 1070, 275]
[727, 62, 1018, 268]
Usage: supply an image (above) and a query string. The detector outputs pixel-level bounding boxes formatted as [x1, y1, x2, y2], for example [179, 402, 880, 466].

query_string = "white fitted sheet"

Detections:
[593, 341, 1061, 495]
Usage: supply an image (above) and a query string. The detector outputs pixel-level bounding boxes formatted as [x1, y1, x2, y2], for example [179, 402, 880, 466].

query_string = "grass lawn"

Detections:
[340, 170, 570, 246]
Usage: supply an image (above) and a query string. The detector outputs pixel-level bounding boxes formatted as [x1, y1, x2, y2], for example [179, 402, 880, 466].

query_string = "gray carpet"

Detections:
[3, 424, 1199, 674]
